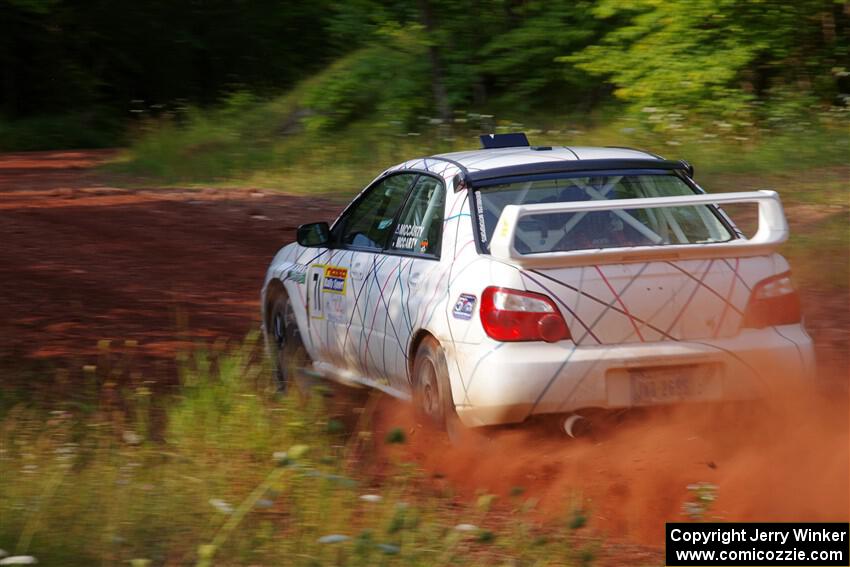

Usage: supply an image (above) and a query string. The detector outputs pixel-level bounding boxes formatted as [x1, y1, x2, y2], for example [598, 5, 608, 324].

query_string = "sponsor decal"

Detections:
[308, 265, 325, 319]
[285, 264, 307, 284]
[322, 266, 348, 294]
[324, 293, 346, 323]
[394, 223, 426, 250]
[475, 193, 488, 243]
[452, 293, 477, 320]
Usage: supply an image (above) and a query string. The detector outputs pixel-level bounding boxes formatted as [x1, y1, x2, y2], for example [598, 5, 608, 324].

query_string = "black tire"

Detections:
[267, 293, 308, 392]
[412, 337, 460, 434]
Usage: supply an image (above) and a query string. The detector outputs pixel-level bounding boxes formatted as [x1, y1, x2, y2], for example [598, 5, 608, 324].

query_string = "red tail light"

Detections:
[480, 286, 571, 342]
[742, 272, 801, 328]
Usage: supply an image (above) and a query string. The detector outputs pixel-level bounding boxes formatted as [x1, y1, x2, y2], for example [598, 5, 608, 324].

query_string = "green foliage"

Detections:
[114, 92, 849, 192]
[0, 0, 336, 118]
[115, 92, 297, 181]
[103, 0, 848, 182]
[3, 0, 848, 150]
[567, 0, 849, 131]
[477, 1, 603, 111]
[0, 341, 596, 566]
[299, 29, 431, 131]
[0, 112, 124, 150]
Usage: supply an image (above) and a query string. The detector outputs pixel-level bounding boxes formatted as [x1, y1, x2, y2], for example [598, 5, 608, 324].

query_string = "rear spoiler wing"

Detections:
[489, 190, 788, 268]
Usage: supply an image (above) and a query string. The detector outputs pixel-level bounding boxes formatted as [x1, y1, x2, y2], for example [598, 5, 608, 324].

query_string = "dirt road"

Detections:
[0, 150, 339, 366]
[1, 151, 847, 555]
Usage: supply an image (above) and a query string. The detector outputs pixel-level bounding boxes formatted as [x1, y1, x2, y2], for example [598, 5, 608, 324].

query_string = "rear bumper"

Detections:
[451, 324, 815, 427]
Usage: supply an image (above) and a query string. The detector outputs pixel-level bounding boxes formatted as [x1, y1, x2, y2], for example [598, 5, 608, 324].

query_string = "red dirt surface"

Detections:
[0, 150, 338, 366]
[1, 151, 847, 561]
[372, 382, 848, 548]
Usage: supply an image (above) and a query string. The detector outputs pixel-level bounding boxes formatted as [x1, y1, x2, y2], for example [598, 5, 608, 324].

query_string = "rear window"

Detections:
[474, 173, 734, 253]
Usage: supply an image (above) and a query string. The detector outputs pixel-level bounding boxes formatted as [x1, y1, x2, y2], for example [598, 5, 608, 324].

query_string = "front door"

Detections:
[303, 250, 354, 365]
[329, 173, 418, 379]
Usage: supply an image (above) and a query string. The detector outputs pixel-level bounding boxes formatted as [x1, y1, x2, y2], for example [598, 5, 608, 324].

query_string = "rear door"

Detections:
[376, 174, 446, 390]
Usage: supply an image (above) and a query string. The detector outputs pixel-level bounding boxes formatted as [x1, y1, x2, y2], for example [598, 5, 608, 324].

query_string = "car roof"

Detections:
[431, 146, 662, 172]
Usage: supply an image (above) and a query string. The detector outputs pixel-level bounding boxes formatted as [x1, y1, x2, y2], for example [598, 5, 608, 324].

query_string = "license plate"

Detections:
[630, 364, 716, 405]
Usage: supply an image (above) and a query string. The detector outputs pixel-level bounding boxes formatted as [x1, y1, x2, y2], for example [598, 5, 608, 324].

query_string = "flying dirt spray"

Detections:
[369, 364, 849, 547]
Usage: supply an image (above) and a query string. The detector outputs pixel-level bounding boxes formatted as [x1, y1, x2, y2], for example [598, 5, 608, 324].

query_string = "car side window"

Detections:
[338, 173, 417, 250]
[388, 175, 446, 257]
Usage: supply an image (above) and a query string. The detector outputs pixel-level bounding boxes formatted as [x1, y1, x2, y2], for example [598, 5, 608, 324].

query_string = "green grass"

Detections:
[783, 207, 850, 290]
[0, 337, 597, 566]
[693, 163, 849, 290]
[107, 80, 850, 198]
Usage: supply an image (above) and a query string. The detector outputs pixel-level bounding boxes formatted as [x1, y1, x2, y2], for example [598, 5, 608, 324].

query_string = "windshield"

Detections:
[474, 173, 734, 254]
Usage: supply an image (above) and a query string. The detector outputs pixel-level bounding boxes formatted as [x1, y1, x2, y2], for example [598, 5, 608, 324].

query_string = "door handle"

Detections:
[351, 262, 365, 280]
[409, 272, 422, 287]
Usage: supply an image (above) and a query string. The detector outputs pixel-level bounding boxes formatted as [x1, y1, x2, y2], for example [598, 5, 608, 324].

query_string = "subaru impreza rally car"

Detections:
[262, 133, 814, 432]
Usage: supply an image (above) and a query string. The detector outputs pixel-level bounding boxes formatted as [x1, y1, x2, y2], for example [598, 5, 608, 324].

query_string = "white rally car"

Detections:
[262, 133, 814, 433]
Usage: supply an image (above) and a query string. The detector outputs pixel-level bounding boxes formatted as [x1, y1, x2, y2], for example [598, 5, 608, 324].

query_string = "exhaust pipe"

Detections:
[563, 414, 588, 438]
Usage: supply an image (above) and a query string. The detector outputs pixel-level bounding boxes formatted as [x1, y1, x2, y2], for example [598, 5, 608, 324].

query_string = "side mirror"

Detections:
[296, 222, 331, 247]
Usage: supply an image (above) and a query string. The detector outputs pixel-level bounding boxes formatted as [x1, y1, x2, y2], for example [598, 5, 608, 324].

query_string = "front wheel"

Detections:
[267, 294, 308, 392]
[412, 337, 461, 435]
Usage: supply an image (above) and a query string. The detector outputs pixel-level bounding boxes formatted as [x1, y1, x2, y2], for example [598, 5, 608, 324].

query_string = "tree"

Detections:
[565, 0, 849, 130]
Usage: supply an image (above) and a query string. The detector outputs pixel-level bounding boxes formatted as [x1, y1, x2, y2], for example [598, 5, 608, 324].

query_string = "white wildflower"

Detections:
[317, 534, 350, 544]
[122, 431, 142, 445]
[377, 543, 400, 554]
[454, 523, 478, 532]
[0, 556, 38, 565]
[208, 498, 233, 515]
[359, 494, 382, 503]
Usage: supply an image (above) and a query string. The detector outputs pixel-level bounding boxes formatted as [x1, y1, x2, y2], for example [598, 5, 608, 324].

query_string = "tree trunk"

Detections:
[417, 0, 452, 123]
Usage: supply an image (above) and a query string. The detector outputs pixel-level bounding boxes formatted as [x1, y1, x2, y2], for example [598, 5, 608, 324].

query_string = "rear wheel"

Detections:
[267, 293, 308, 392]
[412, 337, 461, 435]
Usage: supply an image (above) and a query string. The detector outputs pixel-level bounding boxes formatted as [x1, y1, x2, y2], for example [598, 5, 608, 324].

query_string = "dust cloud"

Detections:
[372, 371, 849, 547]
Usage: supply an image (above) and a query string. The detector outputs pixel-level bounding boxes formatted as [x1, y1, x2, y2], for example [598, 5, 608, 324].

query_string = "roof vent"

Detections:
[479, 132, 529, 149]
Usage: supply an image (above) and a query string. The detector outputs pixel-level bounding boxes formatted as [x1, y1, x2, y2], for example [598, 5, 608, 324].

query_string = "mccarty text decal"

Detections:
[394, 223, 426, 250]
